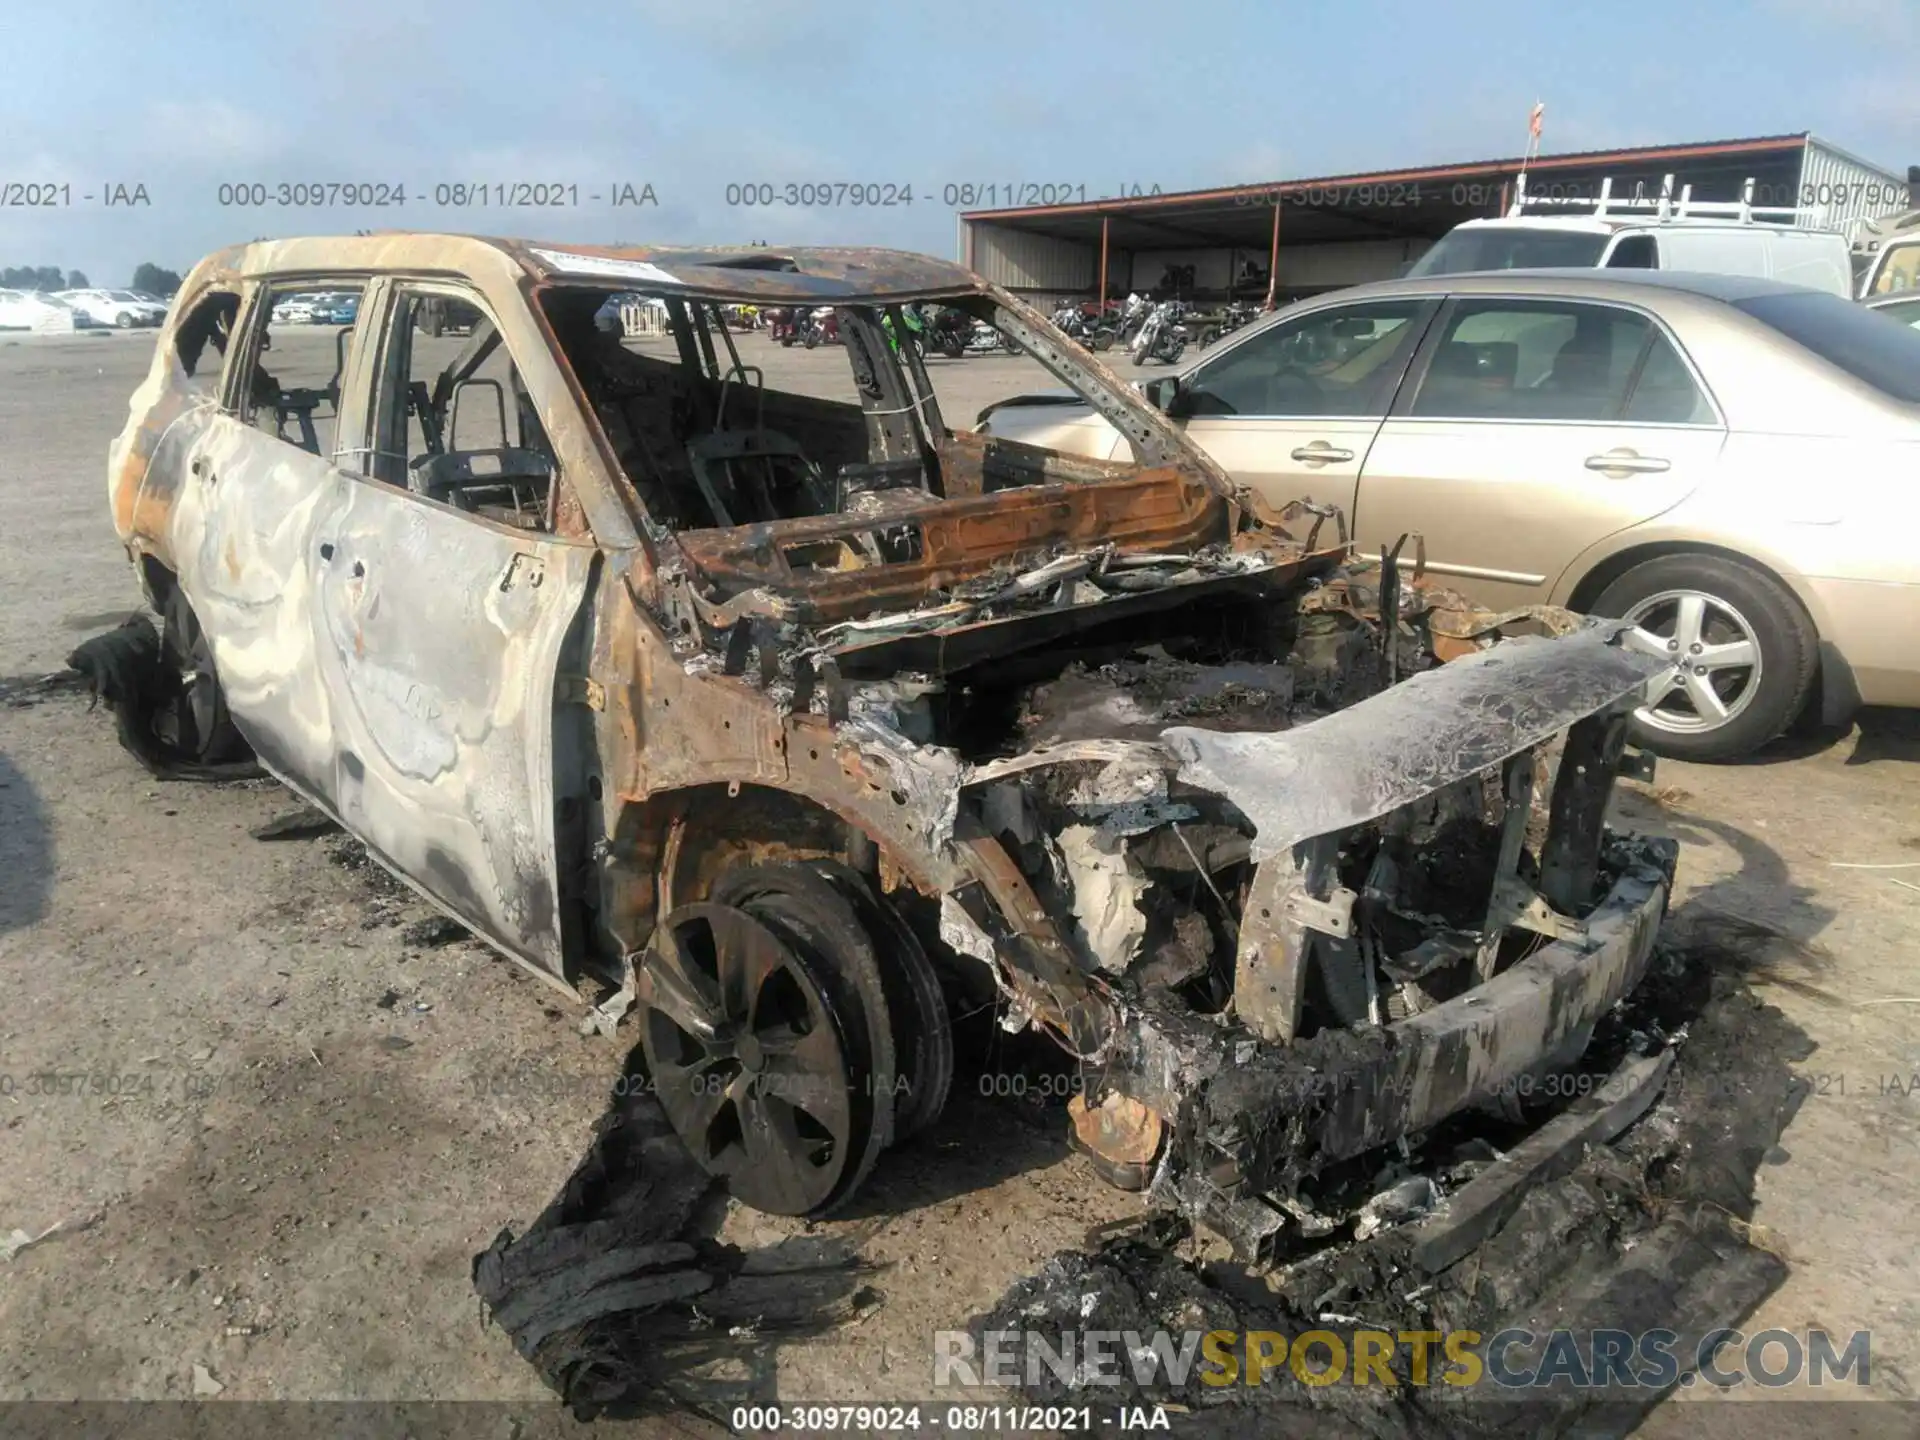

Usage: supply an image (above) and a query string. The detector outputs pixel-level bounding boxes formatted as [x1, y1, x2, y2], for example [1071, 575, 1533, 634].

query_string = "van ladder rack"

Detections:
[1508, 172, 1819, 227]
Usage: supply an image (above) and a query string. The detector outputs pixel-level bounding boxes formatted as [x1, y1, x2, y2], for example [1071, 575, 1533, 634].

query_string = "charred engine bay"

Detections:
[474, 919, 1807, 1430]
[792, 541, 1403, 757]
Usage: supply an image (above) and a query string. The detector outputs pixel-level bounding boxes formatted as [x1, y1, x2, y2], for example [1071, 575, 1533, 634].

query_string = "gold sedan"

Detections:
[980, 270, 1920, 761]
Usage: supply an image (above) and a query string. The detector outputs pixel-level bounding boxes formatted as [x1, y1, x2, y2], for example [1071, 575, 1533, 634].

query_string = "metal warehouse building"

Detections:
[958, 133, 1908, 308]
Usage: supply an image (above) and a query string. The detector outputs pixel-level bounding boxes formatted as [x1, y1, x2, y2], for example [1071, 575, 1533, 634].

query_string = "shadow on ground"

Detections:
[0, 749, 53, 936]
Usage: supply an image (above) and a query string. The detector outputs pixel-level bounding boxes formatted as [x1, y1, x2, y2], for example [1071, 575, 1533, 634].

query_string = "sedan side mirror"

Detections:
[1142, 376, 1189, 415]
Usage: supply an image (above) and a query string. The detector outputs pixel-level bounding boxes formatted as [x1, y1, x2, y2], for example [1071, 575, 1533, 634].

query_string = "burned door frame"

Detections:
[164, 274, 380, 802]
[282, 273, 602, 985]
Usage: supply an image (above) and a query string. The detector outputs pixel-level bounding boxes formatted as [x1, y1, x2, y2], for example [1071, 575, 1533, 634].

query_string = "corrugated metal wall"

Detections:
[964, 223, 1097, 292]
[1798, 138, 1910, 234]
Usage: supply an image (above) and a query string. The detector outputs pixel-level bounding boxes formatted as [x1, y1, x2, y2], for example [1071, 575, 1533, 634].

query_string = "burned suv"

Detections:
[106, 236, 1676, 1240]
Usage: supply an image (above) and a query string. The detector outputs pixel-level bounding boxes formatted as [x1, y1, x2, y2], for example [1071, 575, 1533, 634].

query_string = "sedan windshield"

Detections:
[1409, 227, 1610, 276]
[1738, 290, 1920, 403]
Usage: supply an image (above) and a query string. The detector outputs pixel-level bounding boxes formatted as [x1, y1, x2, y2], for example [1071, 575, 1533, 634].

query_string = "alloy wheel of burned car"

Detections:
[633, 860, 948, 1217]
[638, 897, 882, 1217]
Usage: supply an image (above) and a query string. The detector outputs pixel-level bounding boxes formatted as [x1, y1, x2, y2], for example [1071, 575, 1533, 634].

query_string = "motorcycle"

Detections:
[1129, 300, 1189, 366]
[1196, 301, 1259, 350]
[1048, 301, 1116, 352]
[881, 304, 928, 362]
[786, 306, 838, 349]
[1115, 293, 1154, 342]
[966, 319, 1022, 356]
[924, 305, 972, 359]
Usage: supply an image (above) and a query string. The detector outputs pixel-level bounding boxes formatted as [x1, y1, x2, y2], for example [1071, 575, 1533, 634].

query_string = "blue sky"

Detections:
[2, 0, 1915, 286]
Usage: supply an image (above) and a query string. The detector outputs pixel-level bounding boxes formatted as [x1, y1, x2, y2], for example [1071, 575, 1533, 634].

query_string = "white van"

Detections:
[1408, 174, 1856, 298]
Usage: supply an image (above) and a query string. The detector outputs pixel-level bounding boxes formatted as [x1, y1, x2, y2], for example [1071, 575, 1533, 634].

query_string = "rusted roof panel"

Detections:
[206, 234, 986, 302]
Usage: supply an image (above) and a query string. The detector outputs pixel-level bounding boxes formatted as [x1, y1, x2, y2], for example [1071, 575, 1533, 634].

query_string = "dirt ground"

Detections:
[1, 327, 1917, 1435]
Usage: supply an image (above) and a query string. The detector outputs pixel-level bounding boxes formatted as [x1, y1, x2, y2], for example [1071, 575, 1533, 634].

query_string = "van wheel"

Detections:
[1591, 554, 1816, 762]
[160, 588, 248, 763]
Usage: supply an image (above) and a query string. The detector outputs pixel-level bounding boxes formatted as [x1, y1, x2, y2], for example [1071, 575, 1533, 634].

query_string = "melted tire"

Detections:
[161, 587, 247, 763]
[805, 860, 954, 1142]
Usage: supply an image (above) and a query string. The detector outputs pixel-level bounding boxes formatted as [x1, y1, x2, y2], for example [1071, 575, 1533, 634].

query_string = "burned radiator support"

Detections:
[1222, 701, 1639, 1046]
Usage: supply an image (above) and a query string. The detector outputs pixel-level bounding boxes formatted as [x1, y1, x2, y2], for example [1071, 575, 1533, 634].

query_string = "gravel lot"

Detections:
[1, 326, 1916, 1434]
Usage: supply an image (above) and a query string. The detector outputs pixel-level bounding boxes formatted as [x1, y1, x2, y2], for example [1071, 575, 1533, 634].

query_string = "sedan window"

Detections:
[1181, 301, 1430, 418]
[1409, 300, 1654, 422]
[1621, 334, 1716, 424]
[1739, 289, 1920, 403]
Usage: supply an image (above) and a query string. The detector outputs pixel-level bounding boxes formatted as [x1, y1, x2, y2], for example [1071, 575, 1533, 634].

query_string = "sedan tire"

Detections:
[1592, 553, 1817, 762]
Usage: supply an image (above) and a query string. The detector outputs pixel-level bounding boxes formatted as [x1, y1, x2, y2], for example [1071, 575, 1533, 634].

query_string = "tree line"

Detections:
[0, 262, 183, 294]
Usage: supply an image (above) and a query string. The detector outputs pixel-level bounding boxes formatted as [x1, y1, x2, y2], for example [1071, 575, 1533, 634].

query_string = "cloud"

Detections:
[139, 101, 291, 169]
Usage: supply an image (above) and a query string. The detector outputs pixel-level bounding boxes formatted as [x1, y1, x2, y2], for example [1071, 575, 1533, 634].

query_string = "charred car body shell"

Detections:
[108, 235, 1675, 1225]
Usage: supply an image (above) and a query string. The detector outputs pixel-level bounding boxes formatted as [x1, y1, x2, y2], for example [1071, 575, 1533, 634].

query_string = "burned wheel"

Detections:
[640, 862, 902, 1215]
[803, 860, 953, 1142]
[159, 587, 246, 763]
[638, 900, 878, 1216]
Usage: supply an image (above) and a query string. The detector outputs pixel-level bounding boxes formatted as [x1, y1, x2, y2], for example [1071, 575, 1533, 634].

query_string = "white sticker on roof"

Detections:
[530, 248, 682, 285]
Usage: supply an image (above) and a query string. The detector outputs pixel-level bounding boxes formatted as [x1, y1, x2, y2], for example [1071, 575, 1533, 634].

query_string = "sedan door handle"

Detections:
[1585, 449, 1670, 475]
[1290, 443, 1356, 465]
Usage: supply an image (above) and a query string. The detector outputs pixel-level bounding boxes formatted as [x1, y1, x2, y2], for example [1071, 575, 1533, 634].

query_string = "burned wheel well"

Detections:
[138, 554, 176, 613]
[607, 783, 943, 941]
[605, 781, 978, 1009]
[651, 785, 854, 910]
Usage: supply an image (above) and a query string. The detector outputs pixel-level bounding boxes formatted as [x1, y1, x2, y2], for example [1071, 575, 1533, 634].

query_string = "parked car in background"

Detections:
[58, 288, 167, 328]
[0, 289, 51, 329]
[270, 294, 320, 324]
[979, 270, 1920, 761]
[593, 291, 634, 334]
[1410, 217, 1855, 297]
[1864, 292, 1920, 328]
[0, 290, 97, 331]
[308, 292, 359, 325]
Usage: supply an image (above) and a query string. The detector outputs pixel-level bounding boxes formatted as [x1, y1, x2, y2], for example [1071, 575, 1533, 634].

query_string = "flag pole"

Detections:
[1515, 100, 1544, 214]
